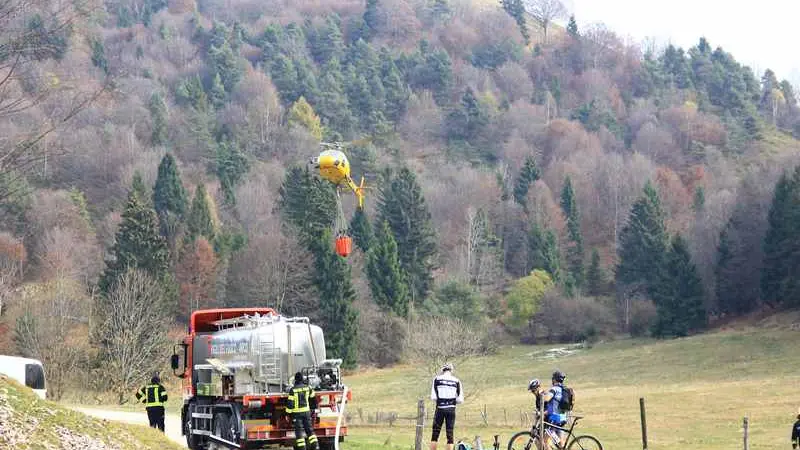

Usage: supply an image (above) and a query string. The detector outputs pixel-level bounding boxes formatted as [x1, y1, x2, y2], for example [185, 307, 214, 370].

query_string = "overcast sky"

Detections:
[568, 0, 800, 85]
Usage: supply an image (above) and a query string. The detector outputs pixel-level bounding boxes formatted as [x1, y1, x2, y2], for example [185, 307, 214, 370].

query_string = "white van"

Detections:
[0, 355, 47, 399]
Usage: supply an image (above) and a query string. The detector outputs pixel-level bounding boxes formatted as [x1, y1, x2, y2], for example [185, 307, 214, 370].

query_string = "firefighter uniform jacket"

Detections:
[136, 383, 168, 408]
[286, 383, 317, 413]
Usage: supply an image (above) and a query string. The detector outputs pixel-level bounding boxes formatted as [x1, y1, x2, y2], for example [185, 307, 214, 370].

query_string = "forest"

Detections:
[1, 0, 800, 400]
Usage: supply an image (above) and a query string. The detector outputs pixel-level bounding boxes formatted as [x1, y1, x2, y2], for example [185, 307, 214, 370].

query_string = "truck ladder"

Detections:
[257, 326, 282, 389]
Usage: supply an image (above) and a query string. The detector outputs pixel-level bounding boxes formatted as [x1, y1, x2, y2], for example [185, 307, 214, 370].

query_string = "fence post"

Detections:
[743, 416, 749, 450]
[415, 399, 425, 450]
[640, 397, 648, 450]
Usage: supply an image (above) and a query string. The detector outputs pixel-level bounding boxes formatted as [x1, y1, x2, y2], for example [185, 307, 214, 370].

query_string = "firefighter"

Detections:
[135, 374, 168, 432]
[287, 372, 318, 450]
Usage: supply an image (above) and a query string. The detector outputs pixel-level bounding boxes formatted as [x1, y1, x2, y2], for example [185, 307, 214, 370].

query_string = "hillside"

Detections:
[2, 0, 800, 402]
[345, 315, 800, 450]
[0, 375, 185, 450]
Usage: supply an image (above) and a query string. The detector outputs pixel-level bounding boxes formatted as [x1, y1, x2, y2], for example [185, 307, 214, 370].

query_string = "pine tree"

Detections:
[527, 223, 560, 281]
[214, 139, 249, 206]
[761, 167, 800, 307]
[314, 15, 345, 65]
[207, 43, 242, 92]
[560, 176, 584, 289]
[131, 171, 148, 201]
[585, 248, 606, 296]
[513, 155, 541, 207]
[148, 92, 168, 146]
[715, 220, 759, 315]
[377, 167, 437, 304]
[186, 184, 217, 243]
[349, 206, 373, 252]
[616, 180, 669, 292]
[279, 166, 337, 247]
[99, 185, 171, 296]
[366, 221, 409, 317]
[153, 153, 188, 220]
[311, 231, 358, 368]
[650, 234, 706, 337]
[566, 15, 579, 37]
[362, 0, 380, 41]
[209, 73, 226, 110]
[500, 0, 529, 44]
[380, 50, 410, 122]
[317, 59, 354, 135]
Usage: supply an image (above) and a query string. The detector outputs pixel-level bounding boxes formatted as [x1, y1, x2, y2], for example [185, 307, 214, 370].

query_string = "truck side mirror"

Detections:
[171, 354, 180, 370]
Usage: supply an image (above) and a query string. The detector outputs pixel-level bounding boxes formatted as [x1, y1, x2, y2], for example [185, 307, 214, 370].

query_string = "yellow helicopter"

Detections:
[309, 143, 367, 257]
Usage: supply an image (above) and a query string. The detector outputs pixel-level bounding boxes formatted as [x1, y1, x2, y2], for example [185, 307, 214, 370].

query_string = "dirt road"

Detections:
[71, 407, 186, 448]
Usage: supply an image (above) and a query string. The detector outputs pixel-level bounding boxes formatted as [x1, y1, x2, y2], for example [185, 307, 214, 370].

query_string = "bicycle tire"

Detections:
[566, 435, 603, 450]
[507, 431, 544, 450]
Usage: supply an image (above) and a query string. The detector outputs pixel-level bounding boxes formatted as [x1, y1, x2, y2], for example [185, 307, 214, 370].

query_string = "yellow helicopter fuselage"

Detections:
[311, 149, 365, 209]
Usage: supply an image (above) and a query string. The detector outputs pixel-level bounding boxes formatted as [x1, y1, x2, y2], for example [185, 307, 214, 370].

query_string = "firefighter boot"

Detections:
[307, 434, 319, 450]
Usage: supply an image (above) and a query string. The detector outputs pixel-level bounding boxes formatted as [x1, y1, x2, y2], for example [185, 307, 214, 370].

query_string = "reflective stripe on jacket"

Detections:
[286, 385, 315, 414]
[136, 384, 168, 407]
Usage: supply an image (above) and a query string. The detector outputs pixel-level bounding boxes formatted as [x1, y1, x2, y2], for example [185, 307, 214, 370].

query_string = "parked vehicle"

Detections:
[0, 355, 47, 399]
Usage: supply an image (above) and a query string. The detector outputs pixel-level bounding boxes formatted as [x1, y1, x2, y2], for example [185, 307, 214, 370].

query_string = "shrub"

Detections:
[526, 290, 616, 344]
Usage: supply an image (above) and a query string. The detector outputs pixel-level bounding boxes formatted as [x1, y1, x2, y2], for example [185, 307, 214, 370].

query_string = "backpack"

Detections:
[456, 442, 472, 450]
[558, 386, 575, 412]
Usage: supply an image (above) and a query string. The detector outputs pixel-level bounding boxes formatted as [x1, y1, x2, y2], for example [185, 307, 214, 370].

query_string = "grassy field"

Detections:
[1, 376, 184, 450]
[343, 319, 800, 450]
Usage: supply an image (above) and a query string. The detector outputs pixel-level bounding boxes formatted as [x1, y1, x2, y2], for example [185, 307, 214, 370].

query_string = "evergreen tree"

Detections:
[349, 206, 373, 252]
[650, 234, 706, 337]
[527, 223, 560, 281]
[214, 139, 249, 206]
[314, 15, 345, 65]
[99, 185, 171, 295]
[311, 231, 358, 368]
[616, 180, 669, 292]
[380, 50, 410, 121]
[317, 59, 354, 135]
[366, 221, 409, 317]
[279, 166, 337, 247]
[500, 0, 529, 44]
[207, 43, 242, 92]
[148, 92, 168, 146]
[513, 155, 541, 207]
[377, 168, 437, 303]
[90, 38, 108, 74]
[560, 176, 584, 289]
[362, 0, 380, 41]
[209, 73, 226, 110]
[585, 248, 606, 296]
[271, 55, 300, 104]
[566, 15, 579, 37]
[153, 153, 188, 220]
[131, 171, 148, 201]
[187, 184, 217, 243]
[761, 167, 800, 307]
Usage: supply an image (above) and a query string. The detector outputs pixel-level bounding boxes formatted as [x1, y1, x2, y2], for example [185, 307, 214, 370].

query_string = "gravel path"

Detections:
[71, 407, 186, 448]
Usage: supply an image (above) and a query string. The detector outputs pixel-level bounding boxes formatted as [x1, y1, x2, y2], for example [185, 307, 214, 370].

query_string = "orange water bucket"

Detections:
[335, 235, 353, 257]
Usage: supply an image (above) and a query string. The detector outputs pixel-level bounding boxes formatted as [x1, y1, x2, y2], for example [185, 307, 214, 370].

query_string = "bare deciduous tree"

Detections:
[13, 279, 88, 400]
[523, 0, 568, 43]
[93, 268, 170, 404]
[404, 314, 491, 400]
[0, 0, 109, 202]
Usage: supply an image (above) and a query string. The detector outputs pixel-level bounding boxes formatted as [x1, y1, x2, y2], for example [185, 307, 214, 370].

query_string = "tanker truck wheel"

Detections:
[208, 411, 234, 450]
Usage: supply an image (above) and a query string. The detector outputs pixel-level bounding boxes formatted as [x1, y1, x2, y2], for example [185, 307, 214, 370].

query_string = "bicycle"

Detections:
[507, 412, 603, 450]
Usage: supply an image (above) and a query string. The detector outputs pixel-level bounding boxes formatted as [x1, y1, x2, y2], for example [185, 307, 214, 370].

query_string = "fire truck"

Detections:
[170, 308, 351, 449]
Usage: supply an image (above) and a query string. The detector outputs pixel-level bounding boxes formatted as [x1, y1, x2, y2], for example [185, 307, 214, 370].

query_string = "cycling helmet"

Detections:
[552, 370, 566, 382]
[441, 362, 454, 372]
[528, 379, 541, 392]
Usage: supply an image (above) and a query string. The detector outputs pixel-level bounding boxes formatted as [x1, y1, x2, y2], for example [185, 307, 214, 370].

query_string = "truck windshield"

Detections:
[25, 364, 45, 390]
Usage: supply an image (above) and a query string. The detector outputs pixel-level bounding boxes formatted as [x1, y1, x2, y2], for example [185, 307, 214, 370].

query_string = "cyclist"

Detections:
[541, 370, 569, 448]
[792, 414, 800, 449]
[527, 378, 544, 412]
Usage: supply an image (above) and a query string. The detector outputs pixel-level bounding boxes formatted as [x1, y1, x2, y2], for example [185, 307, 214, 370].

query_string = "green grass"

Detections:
[343, 323, 800, 450]
[1, 376, 184, 450]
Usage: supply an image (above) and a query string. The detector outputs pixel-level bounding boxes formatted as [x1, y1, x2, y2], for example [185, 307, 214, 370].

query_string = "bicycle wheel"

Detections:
[566, 435, 603, 450]
[507, 431, 544, 450]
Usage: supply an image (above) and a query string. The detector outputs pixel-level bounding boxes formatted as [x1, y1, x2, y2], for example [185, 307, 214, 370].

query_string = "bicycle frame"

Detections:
[528, 413, 583, 449]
